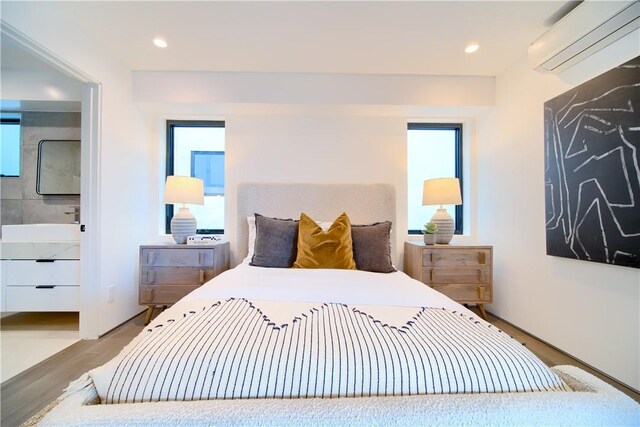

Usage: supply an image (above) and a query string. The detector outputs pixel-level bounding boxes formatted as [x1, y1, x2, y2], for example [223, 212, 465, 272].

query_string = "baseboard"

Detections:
[96, 309, 147, 339]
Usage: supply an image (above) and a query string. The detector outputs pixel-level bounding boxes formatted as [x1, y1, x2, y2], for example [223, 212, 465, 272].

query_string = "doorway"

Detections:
[0, 23, 102, 384]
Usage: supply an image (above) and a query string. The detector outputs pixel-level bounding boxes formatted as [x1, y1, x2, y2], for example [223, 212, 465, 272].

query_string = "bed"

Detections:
[40, 183, 639, 426]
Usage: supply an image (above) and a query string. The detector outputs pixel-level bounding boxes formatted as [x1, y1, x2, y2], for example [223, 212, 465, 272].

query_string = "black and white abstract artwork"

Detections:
[544, 55, 640, 269]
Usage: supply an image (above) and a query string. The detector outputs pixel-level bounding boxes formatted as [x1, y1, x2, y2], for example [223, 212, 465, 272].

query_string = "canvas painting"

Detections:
[544, 55, 640, 269]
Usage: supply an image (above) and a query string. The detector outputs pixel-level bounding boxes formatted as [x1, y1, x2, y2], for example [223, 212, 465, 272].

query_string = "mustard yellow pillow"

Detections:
[293, 212, 357, 269]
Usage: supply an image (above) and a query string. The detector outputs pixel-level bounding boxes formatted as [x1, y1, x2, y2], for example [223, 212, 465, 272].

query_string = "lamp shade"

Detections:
[422, 178, 462, 206]
[163, 176, 204, 205]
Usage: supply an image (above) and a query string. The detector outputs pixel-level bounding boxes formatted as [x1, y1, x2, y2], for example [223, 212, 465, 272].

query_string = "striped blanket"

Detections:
[93, 298, 568, 403]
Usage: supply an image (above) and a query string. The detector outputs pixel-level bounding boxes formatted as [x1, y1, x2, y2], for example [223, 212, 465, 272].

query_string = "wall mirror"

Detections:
[36, 139, 81, 195]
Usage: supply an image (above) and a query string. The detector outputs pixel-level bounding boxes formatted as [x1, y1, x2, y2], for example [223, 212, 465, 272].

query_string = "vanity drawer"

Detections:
[5, 285, 79, 311]
[140, 248, 215, 267]
[4, 260, 79, 286]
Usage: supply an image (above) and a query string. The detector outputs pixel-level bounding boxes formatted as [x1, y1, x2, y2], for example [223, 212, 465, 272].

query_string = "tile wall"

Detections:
[0, 112, 81, 236]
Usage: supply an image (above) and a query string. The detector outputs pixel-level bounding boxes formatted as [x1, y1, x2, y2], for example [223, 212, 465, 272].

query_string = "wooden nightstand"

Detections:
[139, 242, 230, 324]
[404, 242, 493, 319]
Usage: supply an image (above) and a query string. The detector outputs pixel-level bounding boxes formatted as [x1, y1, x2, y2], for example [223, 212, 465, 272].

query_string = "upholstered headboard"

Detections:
[236, 183, 396, 263]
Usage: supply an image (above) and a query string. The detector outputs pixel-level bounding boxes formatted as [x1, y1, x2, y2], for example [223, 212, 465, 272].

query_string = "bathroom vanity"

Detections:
[0, 224, 80, 312]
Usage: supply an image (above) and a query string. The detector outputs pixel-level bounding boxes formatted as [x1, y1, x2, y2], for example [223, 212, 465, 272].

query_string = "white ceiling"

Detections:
[37, 1, 574, 77]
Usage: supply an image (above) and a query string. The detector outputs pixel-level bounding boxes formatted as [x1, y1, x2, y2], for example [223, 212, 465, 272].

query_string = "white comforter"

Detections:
[181, 264, 476, 325]
[90, 266, 568, 403]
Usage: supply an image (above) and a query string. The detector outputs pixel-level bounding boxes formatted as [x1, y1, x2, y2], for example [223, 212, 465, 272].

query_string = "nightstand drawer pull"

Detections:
[478, 252, 486, 264]
[148, 269, 155, 284]
[199, 269, 205, 284]
[478, 269, 485, 281]
[146, 288, 154, 300]
[147, 251, 155, 265]
[430, 269, 435, 281]
[477, 286, 485, 300]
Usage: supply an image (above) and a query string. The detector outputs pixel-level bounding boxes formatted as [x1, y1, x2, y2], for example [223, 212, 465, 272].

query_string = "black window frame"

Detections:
[165, 120, 225, 235]
[0, 117, 21, 177]
[407, 122, 463, 235]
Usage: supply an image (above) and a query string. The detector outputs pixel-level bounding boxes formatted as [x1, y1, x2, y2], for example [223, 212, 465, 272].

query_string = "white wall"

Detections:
[477, 31, 640, 390]
[225, 113, 406, 265]
[134, 71, 495, 106]
[2, 3, 152, 337]
[135, 72, 494, 266]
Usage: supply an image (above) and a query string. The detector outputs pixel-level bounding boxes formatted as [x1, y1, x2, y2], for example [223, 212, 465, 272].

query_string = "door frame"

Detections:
[1, 21, 102, 339]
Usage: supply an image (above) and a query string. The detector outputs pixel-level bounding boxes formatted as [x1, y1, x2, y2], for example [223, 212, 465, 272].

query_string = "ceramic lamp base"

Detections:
[430, 208, 454, 244]
[171, 207, 197, 244]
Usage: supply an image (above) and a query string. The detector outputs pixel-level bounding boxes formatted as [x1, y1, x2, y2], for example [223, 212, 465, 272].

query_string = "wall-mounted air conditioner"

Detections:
[529, 0, 639, 73]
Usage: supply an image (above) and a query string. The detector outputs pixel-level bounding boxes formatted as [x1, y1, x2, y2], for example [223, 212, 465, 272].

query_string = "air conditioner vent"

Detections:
[529, 1, 639, 73]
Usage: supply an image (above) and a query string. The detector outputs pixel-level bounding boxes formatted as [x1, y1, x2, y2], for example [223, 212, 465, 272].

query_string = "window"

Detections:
[166, 120, 225, 234]
[0, 114, 21, 177]
[407, 123, 463, 234]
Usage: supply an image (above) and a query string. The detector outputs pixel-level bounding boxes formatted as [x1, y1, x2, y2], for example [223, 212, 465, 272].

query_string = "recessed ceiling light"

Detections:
[153, 38, 168, 48]
[465, 43, 479, 54]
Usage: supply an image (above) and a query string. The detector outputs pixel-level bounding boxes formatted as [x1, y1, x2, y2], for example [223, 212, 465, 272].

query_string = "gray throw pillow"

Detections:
[250, 213, 299, 268]
[351, 222, 396, 273]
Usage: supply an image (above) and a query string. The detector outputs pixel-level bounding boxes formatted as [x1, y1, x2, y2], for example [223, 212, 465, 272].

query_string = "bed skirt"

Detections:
[39, 366, 638, 426]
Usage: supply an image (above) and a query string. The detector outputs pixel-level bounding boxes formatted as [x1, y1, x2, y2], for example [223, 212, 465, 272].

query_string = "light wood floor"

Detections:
[1, 311, 147, 427]
[2, 309, 638, 426]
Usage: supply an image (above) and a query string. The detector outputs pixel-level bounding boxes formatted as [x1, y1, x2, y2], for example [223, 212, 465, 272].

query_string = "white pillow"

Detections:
[247, 216, 256, 262]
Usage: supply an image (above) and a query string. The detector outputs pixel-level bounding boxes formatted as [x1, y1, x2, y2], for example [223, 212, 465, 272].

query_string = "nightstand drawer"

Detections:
[139, 242, 230, 324]
[431, 283, 492, 303]
[141, 267, 217, 286]
[422, 248, 490, 267]
[140, 248, 215, 267]
[404, 242, 493, 318]
[139, 285, 201, 305]
[422, 267, 491, 284]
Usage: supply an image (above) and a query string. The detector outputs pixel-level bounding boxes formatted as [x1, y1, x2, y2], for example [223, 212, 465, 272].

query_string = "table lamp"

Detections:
[422, 177, 462, 244]
[164, 176, 204, 244]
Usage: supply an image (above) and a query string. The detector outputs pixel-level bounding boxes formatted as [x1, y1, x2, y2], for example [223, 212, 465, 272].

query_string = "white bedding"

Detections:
[180, 263, 472, 326]
[90, 265, 569, 404]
